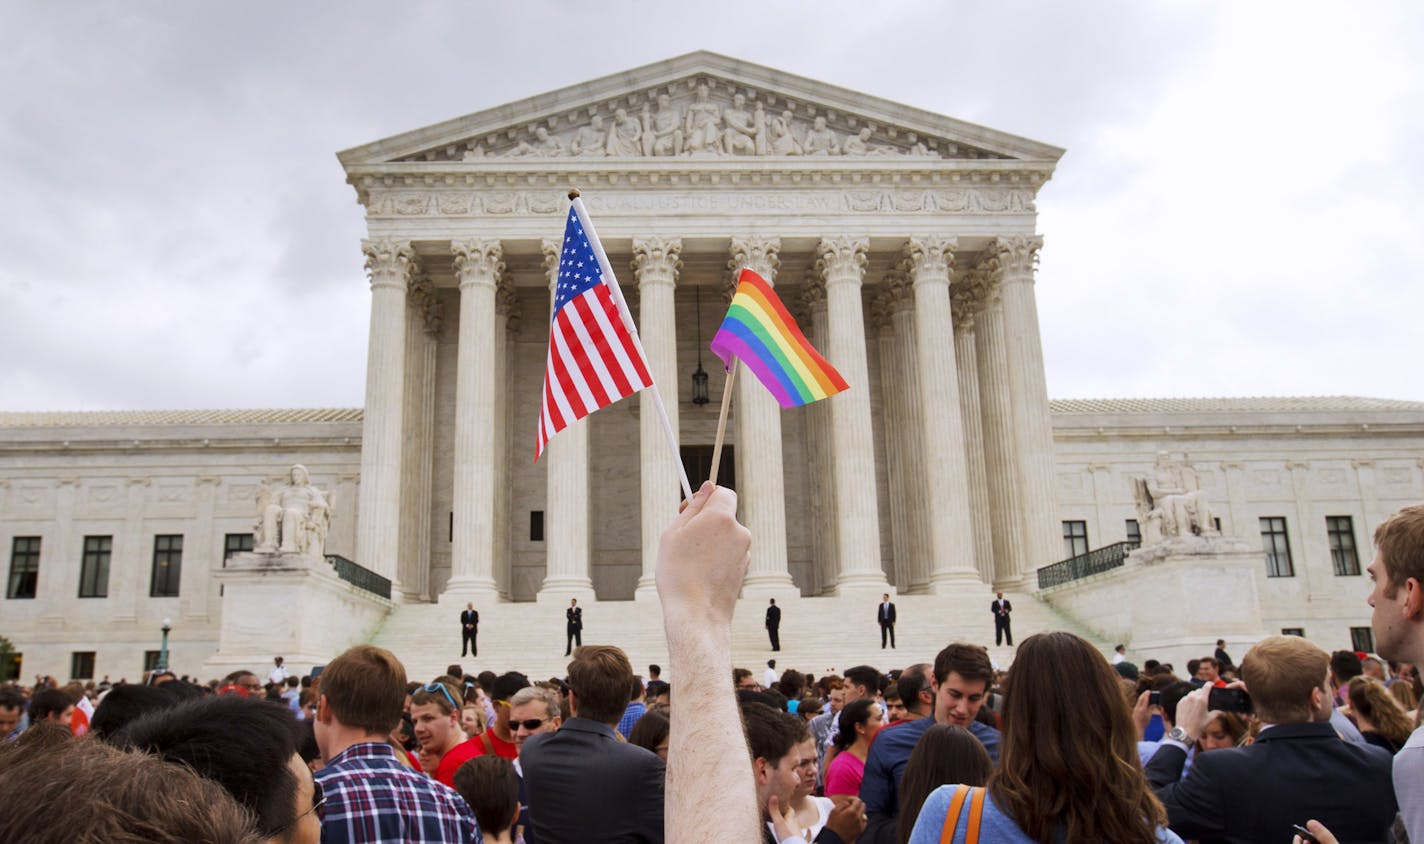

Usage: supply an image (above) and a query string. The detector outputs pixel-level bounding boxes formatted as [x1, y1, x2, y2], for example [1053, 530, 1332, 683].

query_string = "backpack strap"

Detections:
[938, 786, 988, 844]
[964, 787, 987, 844]
[480, 731, 495, 756]
[938, 786, 971, 844]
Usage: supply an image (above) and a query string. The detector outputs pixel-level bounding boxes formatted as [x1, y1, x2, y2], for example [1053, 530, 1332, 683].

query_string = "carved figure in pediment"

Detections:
[254, 464, 331, 558]
[768, 110, 802, 155]
[504, 126, 567, 158]
[606, 107, 642, 156]
[461, 143, 486, 161]
[803, 116, 840, 156]
[645, 94, 684, 156]
[571, 115, 607, 157]
[684, 83, 723, 154]
[843, 127, 900, 157]
[721, 93, 761, 156]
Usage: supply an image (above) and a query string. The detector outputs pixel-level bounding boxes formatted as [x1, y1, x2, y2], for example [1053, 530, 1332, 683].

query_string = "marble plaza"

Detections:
[2, 53, 1422, 683]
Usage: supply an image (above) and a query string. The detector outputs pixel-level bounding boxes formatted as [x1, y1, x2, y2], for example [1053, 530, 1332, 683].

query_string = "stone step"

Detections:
[368, 588, 1113, 683]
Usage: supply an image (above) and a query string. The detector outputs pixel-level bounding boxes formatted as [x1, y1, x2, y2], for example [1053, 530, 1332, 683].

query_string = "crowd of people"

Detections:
[1, 495, 1422, 844]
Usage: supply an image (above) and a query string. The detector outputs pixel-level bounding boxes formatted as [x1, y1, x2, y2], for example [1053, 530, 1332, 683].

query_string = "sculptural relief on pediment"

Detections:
[394, 76, 1010, 164]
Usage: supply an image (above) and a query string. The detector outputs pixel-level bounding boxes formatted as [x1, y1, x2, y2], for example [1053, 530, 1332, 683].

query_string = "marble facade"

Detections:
[2, 54, 1423, 680]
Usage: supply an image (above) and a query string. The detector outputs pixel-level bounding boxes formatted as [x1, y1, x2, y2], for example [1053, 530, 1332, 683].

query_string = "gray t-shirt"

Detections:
[1394, 726, 1424, 842]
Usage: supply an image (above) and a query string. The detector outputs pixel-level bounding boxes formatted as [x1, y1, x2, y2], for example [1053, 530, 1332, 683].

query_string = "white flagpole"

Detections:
[568, 190, 695, 502]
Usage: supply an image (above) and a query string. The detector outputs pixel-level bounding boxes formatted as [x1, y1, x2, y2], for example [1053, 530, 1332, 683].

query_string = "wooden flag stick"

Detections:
[708, 360, 737, 487]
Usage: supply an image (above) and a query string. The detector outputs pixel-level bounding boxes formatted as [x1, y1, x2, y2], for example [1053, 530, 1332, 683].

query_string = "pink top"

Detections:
[824, 750, 866, 797]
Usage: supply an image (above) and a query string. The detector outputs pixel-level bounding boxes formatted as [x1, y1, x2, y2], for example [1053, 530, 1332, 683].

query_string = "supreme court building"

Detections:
[3, 53, 1423, 682]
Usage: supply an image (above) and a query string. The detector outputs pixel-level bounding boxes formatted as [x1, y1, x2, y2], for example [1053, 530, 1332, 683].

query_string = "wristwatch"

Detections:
[1166, 726, 1193, 744]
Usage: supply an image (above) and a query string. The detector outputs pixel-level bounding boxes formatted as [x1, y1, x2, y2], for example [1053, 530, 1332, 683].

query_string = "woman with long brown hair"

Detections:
[1348, 676, 1414, 753]
[908, 632, 1181, 843]
[895, 724, 992, 844]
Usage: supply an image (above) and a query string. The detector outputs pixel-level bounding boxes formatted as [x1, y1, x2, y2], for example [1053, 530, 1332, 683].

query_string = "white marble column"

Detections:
[969, 264, 1028, 587]
[40, 478, 79, 625]
[494, 281, 521, 600]
[631, 237, 683, 598]
[356, 239, 415, 586]
[399, 273, 439, 601]
[873, 279, 929, 592]
[950, 286, 996, 585]
[903, 237, 980, 590]
[447, 239, 503, 598]
[815, 236, 887, 592]
[538, 239, 595, 600]
[800, 279, 836, 595]
[728, 237, 797, 594]
[992, 235, 1060, 585]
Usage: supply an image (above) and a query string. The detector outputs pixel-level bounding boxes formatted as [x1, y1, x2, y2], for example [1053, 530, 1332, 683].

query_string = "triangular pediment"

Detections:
[339, 51, 1063, 169]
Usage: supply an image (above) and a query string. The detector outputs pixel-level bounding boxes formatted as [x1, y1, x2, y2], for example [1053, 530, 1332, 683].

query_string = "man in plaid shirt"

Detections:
[314, 645, 478, 843]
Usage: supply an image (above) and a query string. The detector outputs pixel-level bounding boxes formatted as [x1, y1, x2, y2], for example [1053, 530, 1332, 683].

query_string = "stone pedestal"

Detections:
[205, 552, 392, 677]
[1039, 537, 1266, 670]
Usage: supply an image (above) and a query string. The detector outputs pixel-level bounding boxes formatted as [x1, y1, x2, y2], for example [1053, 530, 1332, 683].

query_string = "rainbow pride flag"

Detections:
[709, 268, 849, 408]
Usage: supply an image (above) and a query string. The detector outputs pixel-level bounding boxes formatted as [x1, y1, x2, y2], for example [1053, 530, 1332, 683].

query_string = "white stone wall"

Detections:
[1051, 413, 1424, 654]
[0, 420, 360, 682]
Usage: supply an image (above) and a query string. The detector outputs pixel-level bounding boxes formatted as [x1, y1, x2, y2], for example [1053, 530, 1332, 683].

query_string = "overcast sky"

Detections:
[1, 1, 1419, 412]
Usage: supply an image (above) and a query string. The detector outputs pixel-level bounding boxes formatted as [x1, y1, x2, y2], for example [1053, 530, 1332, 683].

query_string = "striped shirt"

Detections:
[315, 741, 479, 843]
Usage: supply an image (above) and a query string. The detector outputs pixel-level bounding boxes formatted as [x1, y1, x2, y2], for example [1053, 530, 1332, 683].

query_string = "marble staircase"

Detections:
[368, 587, 1112, 684]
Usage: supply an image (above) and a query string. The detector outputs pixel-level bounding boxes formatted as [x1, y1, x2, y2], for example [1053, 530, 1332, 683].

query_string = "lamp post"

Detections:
[157, 617, 172, 673]
[692, 286, 710, 405]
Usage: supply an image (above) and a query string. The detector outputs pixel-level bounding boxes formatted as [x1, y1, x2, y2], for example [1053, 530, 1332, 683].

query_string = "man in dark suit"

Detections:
[877, 593, 896, 649]
[564, 599, 583, 657]
[765, 598, 781, 651]
[460, 602, 479, 658]
[991, 592, 1012, 646]
[520, 644, 663, 842]
[1145, 635, 1396, 843]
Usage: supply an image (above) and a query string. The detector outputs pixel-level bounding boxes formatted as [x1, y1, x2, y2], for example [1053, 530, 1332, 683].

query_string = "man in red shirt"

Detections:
[411, 680, 482, 787]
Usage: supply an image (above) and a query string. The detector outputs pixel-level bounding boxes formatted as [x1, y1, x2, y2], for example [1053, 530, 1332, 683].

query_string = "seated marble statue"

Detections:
[1135, 453, 1218, 540]
[254, 465, 331, 557]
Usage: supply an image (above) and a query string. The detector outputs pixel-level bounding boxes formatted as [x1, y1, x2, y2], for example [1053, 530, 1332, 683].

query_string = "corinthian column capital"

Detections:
[901, 236, 957, 284]
[815, 236, 869, 287]
[451, 239, 504, 290]
[989, 234, 1043, 282]
[362, 239, 416, 291]
[729, 236, 782, 281]
[631, 237, 683, 289]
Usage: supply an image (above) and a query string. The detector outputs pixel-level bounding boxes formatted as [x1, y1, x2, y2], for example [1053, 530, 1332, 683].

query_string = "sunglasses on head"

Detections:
[421, 682, 460, 712]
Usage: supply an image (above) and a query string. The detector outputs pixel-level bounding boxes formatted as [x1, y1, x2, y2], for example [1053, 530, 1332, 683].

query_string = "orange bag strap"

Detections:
[938, 786, 971, 844]
[964, 787, 987, 844]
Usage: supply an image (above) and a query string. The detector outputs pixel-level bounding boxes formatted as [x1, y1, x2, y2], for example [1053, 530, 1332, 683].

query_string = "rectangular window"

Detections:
[1326, 516, 1360, 576]
[79, 535, 112, 598]
[6, 537, 41, 599]
[1260, 517, 1294, 577]
[0, 651, 19, 682]
[1125, 519, 1141, 545]
[70, 651, 95, 681]
[223, 533, 253, 562]
[143, 650, 162, 673]
[150, 534, 183, 598]
[530, 511, 545, 542]
[1351, 627, 1376, 654]
[1062, 521, 1089, 558]
[1281, 627, 1305, 637]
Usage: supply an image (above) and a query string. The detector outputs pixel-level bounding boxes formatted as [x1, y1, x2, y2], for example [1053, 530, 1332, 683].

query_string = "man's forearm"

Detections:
[665, 624, 760, 843]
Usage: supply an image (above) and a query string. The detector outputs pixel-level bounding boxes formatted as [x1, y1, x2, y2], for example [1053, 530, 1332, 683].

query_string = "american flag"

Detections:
[535, 204, 653, 460]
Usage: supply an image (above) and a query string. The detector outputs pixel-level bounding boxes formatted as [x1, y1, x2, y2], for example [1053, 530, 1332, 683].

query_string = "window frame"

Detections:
[1326, 516, 1360, 576]
[79, 535, 112, 598]
[70, 651, 96, 681]
[149, 534, 183, 598]
[1259, 517, 1294, 578]
[6, 536, 41, 599]
[1062, 520, 1089, 558]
